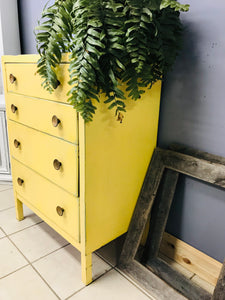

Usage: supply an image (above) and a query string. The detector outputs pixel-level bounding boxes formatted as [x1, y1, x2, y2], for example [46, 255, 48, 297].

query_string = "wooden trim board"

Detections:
[160, 232, 222, 286]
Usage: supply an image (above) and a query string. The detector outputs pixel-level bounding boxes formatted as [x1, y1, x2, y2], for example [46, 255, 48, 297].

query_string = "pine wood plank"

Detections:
[160, 232, 222, 286]
[158, 253, 194, 279]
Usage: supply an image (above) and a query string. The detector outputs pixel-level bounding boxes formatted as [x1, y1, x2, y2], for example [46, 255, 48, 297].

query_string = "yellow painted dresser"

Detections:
[2, 54, 161, 284]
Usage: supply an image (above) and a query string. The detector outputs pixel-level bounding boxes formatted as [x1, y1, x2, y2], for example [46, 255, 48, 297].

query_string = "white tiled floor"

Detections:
[0, 184, 154, 300]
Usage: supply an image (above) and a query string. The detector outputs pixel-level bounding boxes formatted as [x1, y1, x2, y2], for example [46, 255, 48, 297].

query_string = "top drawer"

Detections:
[4, 63, 71, 103]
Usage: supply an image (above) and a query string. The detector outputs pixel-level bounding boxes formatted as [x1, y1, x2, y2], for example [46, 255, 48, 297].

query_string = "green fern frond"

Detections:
[35, 0, 73, 92]
[160, 0, 190, 12]
[35, 0, 189, 122]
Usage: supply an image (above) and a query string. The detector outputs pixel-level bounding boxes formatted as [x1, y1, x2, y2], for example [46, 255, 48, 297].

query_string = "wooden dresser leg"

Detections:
[15, 198, 24, 221]
[81, 252, 92, 285]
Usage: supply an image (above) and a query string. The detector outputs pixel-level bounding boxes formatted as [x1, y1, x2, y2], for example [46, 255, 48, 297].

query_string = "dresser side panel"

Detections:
[84, 81, 161, 252]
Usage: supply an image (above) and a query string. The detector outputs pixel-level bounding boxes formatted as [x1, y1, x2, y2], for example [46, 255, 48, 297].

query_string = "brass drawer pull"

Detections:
[17, 177, 24, 186]
[9, 74, 16, 84]
[11, 104, 18, 113]
[14, 139, 21, 148]
[56, 206, 64, 216]
[54, 80, 60, 89]
[52, 115, 61, 127]
[53, 159, 62, 170]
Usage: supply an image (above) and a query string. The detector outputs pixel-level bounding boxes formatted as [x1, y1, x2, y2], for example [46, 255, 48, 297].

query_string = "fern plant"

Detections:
[35, 0, 189, 122]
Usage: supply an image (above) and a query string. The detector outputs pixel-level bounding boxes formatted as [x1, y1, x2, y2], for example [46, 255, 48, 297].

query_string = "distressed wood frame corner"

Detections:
[118, 145, 225, 300]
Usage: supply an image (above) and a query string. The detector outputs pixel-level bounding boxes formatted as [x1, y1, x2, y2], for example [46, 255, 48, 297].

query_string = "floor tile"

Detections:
[96, 235, 125, 267]
[69, 269, 152, 300]
[33, 245, 112, 299]
[0, 237, 28, 278]
[0, 228, 5, 238]
[10, 222, 68, 262]
[0, 184, 12, 192]
[0, 189, 14, 211]
[92, 253, 112, 280]
[0, 265, 58, 300]
[0, 204, 42, 235]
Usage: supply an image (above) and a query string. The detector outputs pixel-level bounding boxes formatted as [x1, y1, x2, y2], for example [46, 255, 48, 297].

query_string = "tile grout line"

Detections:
[7, 220, 44, 236]
[1, 236, 153, 300]
[0, 187, 13, 193]
[5, 225, 70, 266]
[1, 200, 154, 299]
[1, 213, 154, 300]
[94, 251, 117, 268]
[31, 242, 70, 264]
[0, 264, 29, 280]
[0, 205, 16, 213]
[30, 264, 61, 300]
[0, 220, 44, 237]
[1, 233, 69, 300]
[64, 268, 114, 300]
[0, 226, 6, 239]
[7, 234, 62, 299]
[92, 252, 155, 299]
[114, 266, 156, 300]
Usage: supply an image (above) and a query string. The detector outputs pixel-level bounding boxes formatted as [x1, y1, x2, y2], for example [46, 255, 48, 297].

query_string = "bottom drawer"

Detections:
[11, 158, 80, 243]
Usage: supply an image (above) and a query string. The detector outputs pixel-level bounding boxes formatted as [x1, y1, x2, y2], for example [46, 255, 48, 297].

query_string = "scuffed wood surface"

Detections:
[119, 150, 165, 265]
[158, 148, 225, 188]
[121, 260, 188, 300]
[143, 169, 179, 261]
[147, 258, 211, 300]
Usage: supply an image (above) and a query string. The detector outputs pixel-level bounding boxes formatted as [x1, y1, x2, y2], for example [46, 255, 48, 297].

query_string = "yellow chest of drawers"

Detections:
[2, 54, 161, 284]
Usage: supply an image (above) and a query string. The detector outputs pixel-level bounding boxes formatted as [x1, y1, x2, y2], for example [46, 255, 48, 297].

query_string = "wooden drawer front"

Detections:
[4, 63, 70, 103]
[8, 120, 78, 196]
[6, 94, 78, 144]
[11, 158, 80, 242]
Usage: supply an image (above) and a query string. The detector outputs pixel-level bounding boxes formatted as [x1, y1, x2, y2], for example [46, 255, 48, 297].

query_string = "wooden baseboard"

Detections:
[0, 174, 12, 182]
[159, 232, 222, 286]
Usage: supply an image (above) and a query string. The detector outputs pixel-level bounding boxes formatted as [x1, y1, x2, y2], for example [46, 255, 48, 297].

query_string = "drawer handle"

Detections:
[11, 104, 18, 113]
[56, 206, 64, 216]
[17, 177, 24, 186]
[14, 139, 21, 148]
[53, 80, 60, 89]
[9, 74, 16, 84]
[52, 115, 61, 127]
[53, 159, 62, 170]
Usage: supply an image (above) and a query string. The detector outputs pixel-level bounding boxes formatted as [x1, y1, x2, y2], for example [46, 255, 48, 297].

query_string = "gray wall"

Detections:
[159, 0, 225, 262]
[17, 0, 225, 262]
[18, 0, 54, 54]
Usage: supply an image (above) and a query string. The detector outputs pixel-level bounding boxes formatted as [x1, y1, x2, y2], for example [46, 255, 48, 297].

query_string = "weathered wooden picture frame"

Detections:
[119, 145, 225, 300]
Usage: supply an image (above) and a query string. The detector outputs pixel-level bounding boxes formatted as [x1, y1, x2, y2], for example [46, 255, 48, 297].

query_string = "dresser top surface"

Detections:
[2, 53, 70, 63]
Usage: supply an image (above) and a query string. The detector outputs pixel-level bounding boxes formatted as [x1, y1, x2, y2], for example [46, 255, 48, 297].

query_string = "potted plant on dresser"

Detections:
[2, 0, 189, 285]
